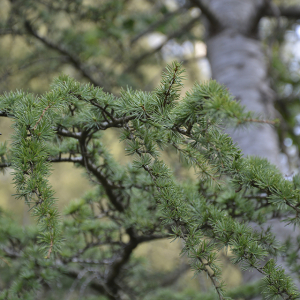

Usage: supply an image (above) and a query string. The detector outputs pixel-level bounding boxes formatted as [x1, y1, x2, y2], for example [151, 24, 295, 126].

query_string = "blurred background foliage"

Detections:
[1, 0, 300, 297]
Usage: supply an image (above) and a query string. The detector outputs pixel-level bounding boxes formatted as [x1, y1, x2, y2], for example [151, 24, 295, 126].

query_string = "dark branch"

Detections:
[63, 241, 124, 264]
[190, 0, 221, 27]
[48, 156, 83, 163]
[125, 17, 200, 73]
[264, 5, 300, 19]
[0, 162, 10, 168]
[2, 247, 21, 258]
[0, 111, 9, 117]
[130, 5, 190, 45]
[106, 228, 138, 290]
[84, 159, 125, 212]
[55, 127, 82, 139]
[88, 99, 136, 128]
[106, 228, 166, 293]
[1, 155, 82, 170]
[24, 21, 106, 89]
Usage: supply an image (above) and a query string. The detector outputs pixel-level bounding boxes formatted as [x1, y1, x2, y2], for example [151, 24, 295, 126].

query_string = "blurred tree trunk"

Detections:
[202, 0, 298, 286]
[206, 0, 282, 167]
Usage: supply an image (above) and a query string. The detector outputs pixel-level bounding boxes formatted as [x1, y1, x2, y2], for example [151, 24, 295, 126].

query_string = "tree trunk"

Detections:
[204, 0, 299, 286]
[206, 0, 282, 167]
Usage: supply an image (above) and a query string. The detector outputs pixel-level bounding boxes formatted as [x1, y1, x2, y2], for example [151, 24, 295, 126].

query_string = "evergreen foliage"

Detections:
[1, 62, 300, 299]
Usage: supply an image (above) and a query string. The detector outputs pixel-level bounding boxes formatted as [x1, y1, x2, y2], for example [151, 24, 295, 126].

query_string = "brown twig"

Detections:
[0, 255, 12, 267]
[241, 118, 278, 125]
[45, 239, 53, 259]
[33, 104, 52, 131]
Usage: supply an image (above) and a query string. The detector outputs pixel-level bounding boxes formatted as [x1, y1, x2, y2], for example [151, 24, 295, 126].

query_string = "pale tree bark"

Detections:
[192, 0, 300, 288]
[205, 0, 281, 166]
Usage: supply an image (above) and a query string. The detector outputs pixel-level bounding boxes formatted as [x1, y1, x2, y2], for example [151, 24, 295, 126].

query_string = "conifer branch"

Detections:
[123, 126, 225, 297]
[2, 65, 300, 299]
[88, 99, 136, 126]
[163, 64, 179, 107]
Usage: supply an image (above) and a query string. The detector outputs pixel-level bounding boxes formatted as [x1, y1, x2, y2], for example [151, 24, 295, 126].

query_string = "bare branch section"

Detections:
[125, 17, 200, 73]
[33, 103, 52, 130]
[190, 0, 221, 28]
[0, 57, 69, 84]
[24, 21, 105, 89]
[264, 5, 300, 19]
[48, 157, 82, 163]
[130, 5, 190, 45]
[0, 111, 9, 117]
[0, 162, 10, 168]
